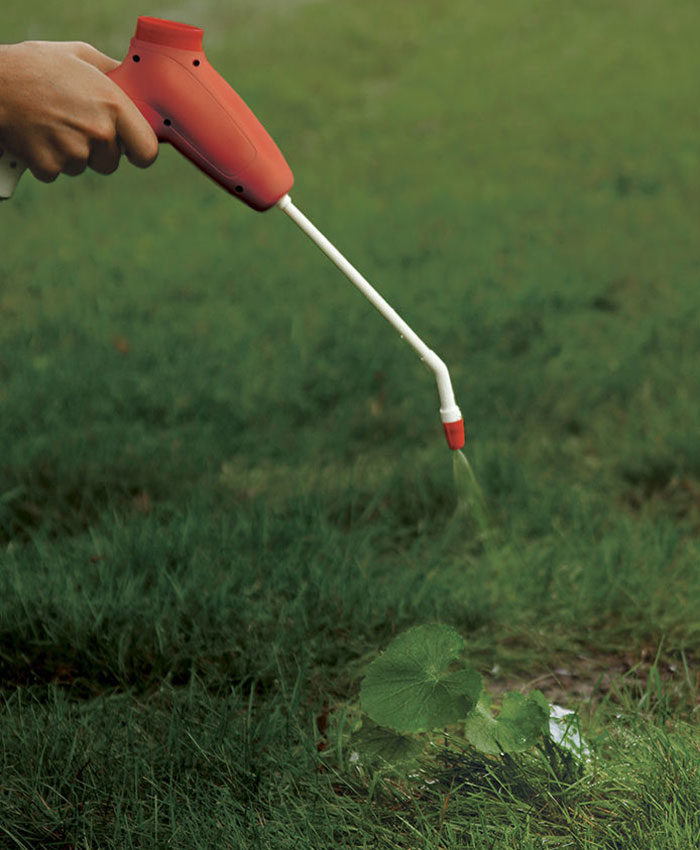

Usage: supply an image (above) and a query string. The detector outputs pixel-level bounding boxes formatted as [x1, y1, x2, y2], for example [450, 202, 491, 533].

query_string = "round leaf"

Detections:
[361, 625, 482, 733]
[464, 690, 550, 754]
[352, 720, 423, 766]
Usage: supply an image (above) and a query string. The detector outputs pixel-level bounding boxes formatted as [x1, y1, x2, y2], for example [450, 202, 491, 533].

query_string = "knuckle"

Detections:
[105, 92, 124, 117]
[71, 41, 94, 57]
[66, 139, 91, 163]
[92, 119, 116, 144]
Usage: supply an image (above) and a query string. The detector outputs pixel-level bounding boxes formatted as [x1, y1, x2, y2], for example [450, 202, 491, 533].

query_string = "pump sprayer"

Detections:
[0, 16, 465, 450]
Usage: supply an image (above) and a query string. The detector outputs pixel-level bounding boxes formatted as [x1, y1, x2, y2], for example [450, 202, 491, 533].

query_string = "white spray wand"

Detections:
[276, 195, 465, 450]
[0, 150, 466, 449]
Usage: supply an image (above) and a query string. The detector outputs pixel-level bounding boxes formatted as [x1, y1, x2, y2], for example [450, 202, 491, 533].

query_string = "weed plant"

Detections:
[2, 0, 700, 846]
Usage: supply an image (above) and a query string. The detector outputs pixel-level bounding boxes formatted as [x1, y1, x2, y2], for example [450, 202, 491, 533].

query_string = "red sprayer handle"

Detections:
[0, 16, 294, 210]
[107, 17, 293, 211]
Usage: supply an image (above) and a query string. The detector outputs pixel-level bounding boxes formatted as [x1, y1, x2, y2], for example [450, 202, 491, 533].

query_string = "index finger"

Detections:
[113, 89, 160, 168]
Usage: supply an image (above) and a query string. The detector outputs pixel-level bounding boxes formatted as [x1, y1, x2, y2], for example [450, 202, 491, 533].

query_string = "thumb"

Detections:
[71, 41, 120, 74]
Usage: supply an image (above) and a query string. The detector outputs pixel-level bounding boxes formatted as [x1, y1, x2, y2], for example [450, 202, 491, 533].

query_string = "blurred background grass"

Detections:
[2, 0, 700, 846]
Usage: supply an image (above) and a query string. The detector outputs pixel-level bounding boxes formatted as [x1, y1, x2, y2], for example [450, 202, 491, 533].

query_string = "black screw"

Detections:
[133, 55, 141, 63]
[235, 186, 244, 193]
[193, 59, 200, 67]
[164, 119, 172, 126]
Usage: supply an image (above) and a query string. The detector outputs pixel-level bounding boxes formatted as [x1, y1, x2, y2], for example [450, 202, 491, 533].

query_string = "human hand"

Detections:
[0, 40, 158, 182]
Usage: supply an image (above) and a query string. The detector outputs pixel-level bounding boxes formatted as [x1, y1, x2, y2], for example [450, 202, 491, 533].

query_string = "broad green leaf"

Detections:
[360, 625, 482, 733]
[464, 690, 550, 754]
[351, 720, 423, 766]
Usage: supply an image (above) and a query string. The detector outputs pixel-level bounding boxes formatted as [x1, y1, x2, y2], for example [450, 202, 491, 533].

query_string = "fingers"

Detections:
[62, 155, 89, 177]
[80, 45, 159, 170]
[26, 103, 156, 182]
[88, 136, 121, 175]
[113, 92, 159, 168]
[28, 131, 121, 182]
[29, 160, 60, 183]
[46, 42, 158, 173]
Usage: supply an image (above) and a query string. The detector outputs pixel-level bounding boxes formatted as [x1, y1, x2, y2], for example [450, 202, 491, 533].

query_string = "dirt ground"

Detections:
[491, 647, 700, 723]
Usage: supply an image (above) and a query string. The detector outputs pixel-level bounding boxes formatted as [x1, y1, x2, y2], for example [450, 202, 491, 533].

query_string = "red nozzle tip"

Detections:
[443, 419, 465, 450]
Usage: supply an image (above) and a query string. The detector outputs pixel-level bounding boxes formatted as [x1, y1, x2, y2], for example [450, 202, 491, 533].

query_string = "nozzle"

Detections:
[443, 418, 465, 450]
[134, 16, 204, 51]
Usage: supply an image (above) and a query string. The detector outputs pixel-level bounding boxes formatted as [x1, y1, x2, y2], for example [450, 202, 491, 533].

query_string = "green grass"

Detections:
[2, 0, 700, 846]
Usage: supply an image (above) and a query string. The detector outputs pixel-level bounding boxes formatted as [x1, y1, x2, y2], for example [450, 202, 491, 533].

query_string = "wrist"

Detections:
[0, 44, 18, 141]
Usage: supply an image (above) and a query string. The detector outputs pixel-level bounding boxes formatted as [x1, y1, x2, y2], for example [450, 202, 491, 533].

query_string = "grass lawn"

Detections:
[2, 0, 700, 846]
